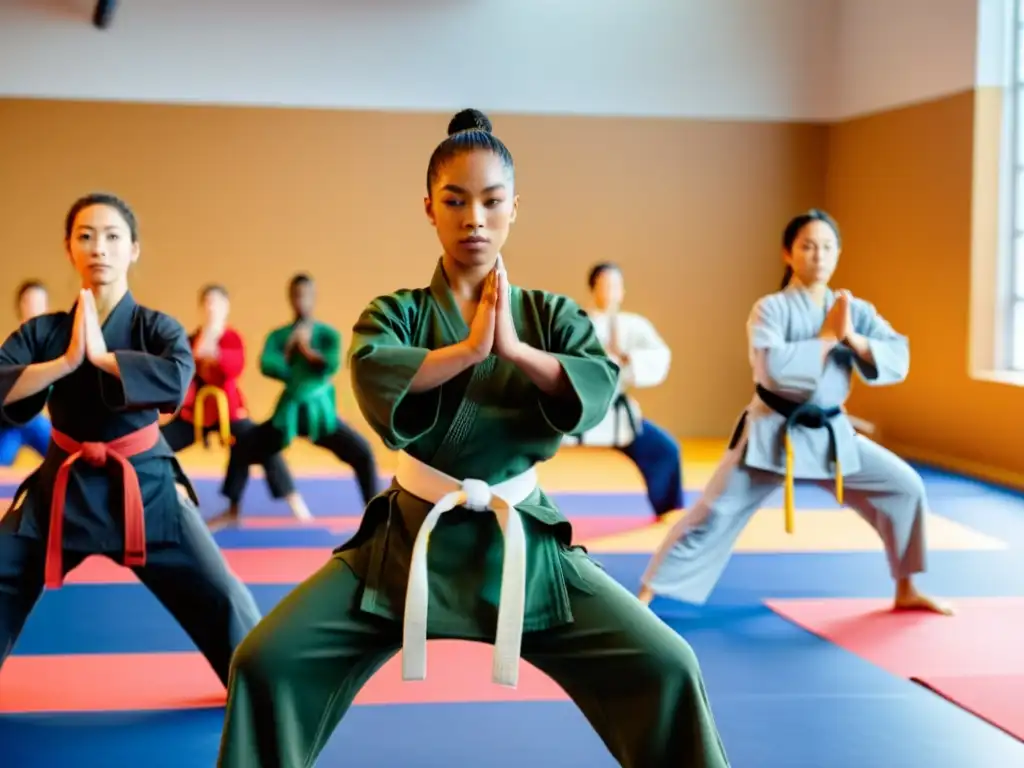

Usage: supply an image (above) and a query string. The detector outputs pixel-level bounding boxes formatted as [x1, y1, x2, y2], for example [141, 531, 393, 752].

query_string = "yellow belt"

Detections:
[754, 384, 844, 534]
[783, 431, 842, 534]
[193, 385, 232, 448]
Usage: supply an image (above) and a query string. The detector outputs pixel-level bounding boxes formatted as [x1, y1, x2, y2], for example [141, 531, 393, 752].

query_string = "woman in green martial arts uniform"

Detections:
[217, 109, 731, 768]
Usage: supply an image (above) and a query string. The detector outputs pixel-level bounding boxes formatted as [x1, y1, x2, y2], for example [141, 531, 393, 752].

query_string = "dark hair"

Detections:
[587, 262, 620, 289]
[779, 208, 841, 289]
[199, 283, 228, 302]
[289, 273, 313, 292]
[64, 192, 139, 242]
[15, 279, 46, 304]
[780, 265, 794, 290]
[425, 109, 515, 195]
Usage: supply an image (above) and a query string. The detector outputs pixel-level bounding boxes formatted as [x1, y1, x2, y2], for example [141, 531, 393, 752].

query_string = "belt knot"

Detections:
[461, 478, 491, 510]
[80, 442, 108, 466]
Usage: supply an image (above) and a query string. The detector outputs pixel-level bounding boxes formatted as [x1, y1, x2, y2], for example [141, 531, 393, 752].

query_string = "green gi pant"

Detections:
[216, 552, 731, 767]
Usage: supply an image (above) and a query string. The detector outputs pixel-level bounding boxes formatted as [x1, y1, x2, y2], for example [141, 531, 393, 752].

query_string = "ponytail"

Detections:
[780, 264, 793, 290]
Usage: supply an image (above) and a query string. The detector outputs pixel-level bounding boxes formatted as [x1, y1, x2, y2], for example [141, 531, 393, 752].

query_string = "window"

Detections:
[1008, 0, 1024, 368]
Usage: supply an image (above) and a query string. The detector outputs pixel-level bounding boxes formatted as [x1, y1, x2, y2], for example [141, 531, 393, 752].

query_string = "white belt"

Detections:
[395, 451, 537, 688]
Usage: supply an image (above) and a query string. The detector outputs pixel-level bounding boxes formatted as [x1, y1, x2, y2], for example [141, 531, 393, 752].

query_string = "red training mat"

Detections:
[238, 514, 648, 539]
[764, 597, 1024, 678]
[0, 641, 569, 713]
[64, 548, 333, 585]
[911, 674, 1024, 742]
[61, 514, 652, 585]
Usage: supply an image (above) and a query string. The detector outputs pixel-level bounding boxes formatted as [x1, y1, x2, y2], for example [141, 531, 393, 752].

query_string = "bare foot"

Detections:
[207, 506, 240, 533]
[894, 579, 954, 615]
[287, 492, 313, 522]
[637, 585, 655, 606]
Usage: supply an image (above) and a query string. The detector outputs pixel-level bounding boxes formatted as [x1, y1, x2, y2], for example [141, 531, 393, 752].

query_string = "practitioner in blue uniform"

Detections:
[0, 281, 52, 465]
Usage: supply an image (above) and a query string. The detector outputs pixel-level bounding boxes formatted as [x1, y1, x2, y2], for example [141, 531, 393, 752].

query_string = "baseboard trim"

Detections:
[884, 439, 1024, 494]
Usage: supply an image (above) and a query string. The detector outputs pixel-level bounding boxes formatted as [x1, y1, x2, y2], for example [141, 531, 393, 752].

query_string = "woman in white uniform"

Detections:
[638, 209, 951, 615]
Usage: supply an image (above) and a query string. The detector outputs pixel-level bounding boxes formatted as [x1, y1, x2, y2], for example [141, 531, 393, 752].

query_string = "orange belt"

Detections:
[46, 421, 160, 589]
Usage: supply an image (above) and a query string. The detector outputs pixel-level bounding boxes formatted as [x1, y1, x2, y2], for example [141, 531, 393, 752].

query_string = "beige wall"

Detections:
[6, 92, 1019, 478]
[0, 98, 829, 440]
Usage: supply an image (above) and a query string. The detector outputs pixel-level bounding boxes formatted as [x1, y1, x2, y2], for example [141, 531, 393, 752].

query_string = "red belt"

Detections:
[46, 421, 160, 589]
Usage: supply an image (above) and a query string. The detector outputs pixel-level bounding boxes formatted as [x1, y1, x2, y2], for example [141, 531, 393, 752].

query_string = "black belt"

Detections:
[728, 384, 845, 534]
[572, 392, 639, 446]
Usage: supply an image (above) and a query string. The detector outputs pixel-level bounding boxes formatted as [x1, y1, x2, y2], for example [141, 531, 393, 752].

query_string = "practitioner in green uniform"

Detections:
[217, 109, 731, 768]
[212, 273, 379, 528]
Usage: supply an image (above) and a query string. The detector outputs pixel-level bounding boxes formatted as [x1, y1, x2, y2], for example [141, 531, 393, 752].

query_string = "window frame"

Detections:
[1007, 0, 1024, 369]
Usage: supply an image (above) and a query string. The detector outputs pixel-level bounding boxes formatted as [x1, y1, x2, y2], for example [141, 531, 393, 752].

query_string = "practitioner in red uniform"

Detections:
[161, 284, 310, 529]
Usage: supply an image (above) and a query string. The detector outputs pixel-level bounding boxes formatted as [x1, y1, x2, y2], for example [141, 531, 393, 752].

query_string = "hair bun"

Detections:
[447, 108, 493, 136]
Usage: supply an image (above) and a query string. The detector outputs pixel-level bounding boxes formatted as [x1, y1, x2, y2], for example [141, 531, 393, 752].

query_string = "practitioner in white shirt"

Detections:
[567, 262, 682, 520]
